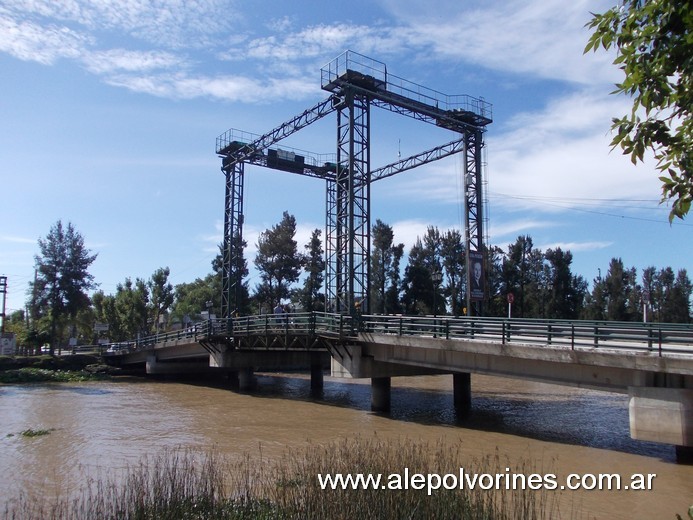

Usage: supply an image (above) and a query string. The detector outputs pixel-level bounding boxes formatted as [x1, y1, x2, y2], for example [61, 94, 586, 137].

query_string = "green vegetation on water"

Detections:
[0, 355, 116, 384]
[19, 428, 55, 438]
[0, 367, 107, 384]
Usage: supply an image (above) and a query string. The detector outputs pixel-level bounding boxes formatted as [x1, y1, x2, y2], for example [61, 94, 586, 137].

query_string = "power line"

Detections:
[490, 192, 693, 226]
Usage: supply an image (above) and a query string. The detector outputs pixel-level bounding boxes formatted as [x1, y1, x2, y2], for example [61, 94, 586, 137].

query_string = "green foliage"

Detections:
[299, 228, 325, 312]
[585, 0, 693, 220]
[0, 367, 106, 383]
[30, 220, 97, 354]
[253, 211, 303, 309]
[149, 267, 174, 332]
[20, 428, 55, 437]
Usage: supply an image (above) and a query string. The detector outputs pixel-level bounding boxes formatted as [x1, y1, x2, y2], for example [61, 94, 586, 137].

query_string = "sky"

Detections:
[1, 0, 691, 316]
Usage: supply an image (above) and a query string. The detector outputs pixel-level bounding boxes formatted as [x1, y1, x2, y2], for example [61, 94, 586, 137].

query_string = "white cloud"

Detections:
[536, 240, 612, 253]
[0, 235, 37, 244]
[0, 14, 89, 64]
[379, 0, 619, 85]
[2, 0, 233, 48]
[394, 89, 663, 214]
[83, 49, 181, 74]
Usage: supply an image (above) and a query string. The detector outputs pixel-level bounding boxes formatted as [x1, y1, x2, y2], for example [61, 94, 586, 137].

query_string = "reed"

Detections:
[2, 438, 566, 520]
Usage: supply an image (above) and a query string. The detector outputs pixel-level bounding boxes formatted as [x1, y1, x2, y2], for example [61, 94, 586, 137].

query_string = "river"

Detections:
[1, 373, 691, 518]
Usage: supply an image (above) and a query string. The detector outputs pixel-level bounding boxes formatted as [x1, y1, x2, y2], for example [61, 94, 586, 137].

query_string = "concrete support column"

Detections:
[310, 353, 324, 391]
[629, 386, 693, 464]
[371, 376, 391, 412]
[675, 445, 693, 464]
[238, 367, 255, 391]
[226, 370, 239, 389]
[453, 372, 472, 418]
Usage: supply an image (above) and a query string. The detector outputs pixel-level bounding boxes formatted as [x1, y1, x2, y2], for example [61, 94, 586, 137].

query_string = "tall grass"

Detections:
[2, 438, 564, 519]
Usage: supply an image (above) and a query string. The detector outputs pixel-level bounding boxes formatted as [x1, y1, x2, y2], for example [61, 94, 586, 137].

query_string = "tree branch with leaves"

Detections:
[585, 0, 693, 220]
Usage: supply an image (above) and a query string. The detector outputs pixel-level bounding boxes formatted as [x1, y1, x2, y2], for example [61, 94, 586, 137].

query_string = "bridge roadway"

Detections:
[105, 312, 693, 461]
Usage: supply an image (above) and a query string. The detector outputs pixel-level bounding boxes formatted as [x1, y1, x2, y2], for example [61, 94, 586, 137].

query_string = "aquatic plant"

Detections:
[1, 439, 569, 520]
[20, 428, 54, 438]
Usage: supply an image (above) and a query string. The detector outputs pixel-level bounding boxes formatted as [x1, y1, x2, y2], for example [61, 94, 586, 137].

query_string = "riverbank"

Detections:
[0, 355, 118, 384]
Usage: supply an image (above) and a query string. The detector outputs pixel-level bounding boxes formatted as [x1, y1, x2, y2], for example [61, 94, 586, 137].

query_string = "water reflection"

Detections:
[185, 372, 674, 461]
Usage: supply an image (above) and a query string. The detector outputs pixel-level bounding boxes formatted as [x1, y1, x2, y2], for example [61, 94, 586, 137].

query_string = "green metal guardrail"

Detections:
[102, 312, 693, 357]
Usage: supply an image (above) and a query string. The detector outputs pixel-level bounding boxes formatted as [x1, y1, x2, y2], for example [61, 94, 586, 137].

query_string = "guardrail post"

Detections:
[502, 321, 506, 345]
[547, 324, 552, 345]
[445, 320, 450, 340]
[594, 326, 599, 348]
[647, 326, 653, 351]
[658, 328, 663, 357]
[571, 324, 575, 350]
[399, 317, 403, 336]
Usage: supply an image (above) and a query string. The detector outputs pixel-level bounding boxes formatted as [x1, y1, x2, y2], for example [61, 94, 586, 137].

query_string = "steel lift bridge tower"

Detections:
[216, 51, 492, 319]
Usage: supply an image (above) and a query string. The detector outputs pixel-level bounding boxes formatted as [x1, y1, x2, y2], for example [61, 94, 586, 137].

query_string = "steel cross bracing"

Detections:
[326, 91, 371, 313]
[217, 51, 492, 319]
[463, 130, 485, 316]
[221, 161, 244, 319]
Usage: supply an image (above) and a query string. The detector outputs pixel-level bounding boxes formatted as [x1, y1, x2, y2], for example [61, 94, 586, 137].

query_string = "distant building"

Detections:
[0, 333, 16, 355]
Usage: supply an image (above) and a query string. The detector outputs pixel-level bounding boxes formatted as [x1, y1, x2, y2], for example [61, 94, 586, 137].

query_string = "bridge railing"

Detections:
[229, 312, 356, 338]
[103, 313, 692, 357]
[357, 314, 693, 355]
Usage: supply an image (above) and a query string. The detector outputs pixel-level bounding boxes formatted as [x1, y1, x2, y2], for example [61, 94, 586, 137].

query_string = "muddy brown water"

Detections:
[1, 373, 691, 518]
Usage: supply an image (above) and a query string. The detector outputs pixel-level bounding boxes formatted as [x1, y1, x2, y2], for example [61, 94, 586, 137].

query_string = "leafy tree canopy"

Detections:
[30, 220, 97, 353]
[585, 0, 693, 220]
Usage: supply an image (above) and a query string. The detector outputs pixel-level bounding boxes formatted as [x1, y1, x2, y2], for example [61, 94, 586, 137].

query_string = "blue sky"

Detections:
[1, 0, 690, 315]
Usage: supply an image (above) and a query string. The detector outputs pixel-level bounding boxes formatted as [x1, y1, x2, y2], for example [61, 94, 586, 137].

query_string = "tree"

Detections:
[402, 227, 442, 315]
[254, 211, 303, 309]
[370, 220, 405, 314]
[149, 267, 174, 332]
[485, 246, 508, 317]
[171, 274, 219, 325]
[585, 1, 693, 220]
[300, 229, 325, 312]
[385, 242, 404, 315]
[502, 236, 544, 318]
[644, 266, 692, 322]
[544, 248, 587, 319]
[30, 220, 97, 354]
[440, 229, 465, 316]
[114, 278, 149, 341]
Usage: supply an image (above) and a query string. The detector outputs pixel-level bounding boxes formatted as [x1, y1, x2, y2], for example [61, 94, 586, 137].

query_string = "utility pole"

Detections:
[0, 276, 7, 334]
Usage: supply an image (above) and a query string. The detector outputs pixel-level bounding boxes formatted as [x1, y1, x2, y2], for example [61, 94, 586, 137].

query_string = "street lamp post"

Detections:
[205, 300, 213, 335]
[432, 270, 443, 337]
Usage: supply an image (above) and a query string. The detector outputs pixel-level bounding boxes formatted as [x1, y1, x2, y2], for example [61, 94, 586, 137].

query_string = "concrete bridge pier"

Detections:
[310, 353, 324, 391]
[629, 385, 693, 464]
[238, 367, 255, 391]
[453, 372, 472, 418]
[371, 377, 391, 412]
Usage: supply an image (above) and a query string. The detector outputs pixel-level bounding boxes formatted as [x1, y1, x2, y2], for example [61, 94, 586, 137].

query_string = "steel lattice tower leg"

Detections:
[325, 91, 370, 315]
[464, 129, 485, 316]
[222, 161, 244, 319]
